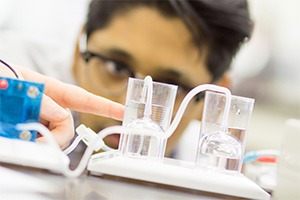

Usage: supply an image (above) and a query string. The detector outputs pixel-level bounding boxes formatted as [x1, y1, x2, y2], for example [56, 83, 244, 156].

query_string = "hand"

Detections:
[1, 63, 124, 149]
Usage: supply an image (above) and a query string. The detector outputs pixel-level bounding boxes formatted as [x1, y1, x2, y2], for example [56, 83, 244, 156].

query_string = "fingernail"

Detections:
[52, 107, 69, 120]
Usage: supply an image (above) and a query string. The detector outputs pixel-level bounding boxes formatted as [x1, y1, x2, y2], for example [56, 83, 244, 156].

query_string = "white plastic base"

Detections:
[88, 151, 270, 200]
[0, 165, 59, 193]
[0, 137, 69, 173]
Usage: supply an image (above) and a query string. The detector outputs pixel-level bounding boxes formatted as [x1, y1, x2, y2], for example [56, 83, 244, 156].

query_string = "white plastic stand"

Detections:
[0, 136, 69, 173]
[88, 151, 270, 200]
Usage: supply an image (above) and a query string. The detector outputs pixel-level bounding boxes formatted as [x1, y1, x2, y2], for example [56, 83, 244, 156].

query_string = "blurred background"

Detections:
[231, 0, 300, 152]
[0, 0, 299, 153]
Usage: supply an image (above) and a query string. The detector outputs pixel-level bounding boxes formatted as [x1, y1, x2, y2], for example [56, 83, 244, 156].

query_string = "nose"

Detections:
[135, 72, 147, 79]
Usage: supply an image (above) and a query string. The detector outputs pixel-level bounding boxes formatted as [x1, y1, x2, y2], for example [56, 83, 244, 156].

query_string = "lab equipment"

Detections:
[86, 80, 269, 199]
[243, 150, 280, 163]
[0, 77, 44, 141]
[243, 149, 279, 193]
[120, 76, 177, 160]
[0, 76, 270, 200]
[197, 91, 254, 173]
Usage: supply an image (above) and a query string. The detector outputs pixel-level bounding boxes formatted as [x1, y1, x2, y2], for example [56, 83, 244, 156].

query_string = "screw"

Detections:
[27, 86, 39, 98]
[19, 131, 32, 140]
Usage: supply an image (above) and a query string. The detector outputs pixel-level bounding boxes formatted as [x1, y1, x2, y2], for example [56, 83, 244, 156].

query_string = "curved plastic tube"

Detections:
[63, 134, 84, 155]
[16, 123, 160, 178]
[64, 125, 161, 178]
[15, 84, 232, 178]
[142, 76, 153, 118]
[16, 123, 70, 170]
[165, 84, 231, 139]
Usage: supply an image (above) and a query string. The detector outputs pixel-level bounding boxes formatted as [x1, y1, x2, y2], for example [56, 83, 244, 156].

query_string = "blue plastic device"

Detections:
[0, 76, 44, 141]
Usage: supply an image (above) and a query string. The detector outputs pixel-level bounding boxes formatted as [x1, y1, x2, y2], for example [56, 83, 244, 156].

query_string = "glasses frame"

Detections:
[79, 32, 206, 102]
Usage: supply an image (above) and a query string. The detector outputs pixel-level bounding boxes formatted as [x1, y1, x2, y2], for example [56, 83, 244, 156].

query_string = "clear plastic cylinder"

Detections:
[119, 78, 177, 161]
[196, 91, 255, 173]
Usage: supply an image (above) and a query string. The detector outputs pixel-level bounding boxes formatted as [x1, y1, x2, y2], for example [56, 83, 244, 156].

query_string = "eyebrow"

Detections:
[103, 48, 190, 84]
[157, 68, 198, 89]
[106, 48, 135, 63]
[158, 68, 181, 79]
[105, 48, 182, 78]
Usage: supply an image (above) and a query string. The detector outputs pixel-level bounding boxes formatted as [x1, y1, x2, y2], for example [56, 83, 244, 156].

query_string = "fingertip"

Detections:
[51, 107, 69, 121]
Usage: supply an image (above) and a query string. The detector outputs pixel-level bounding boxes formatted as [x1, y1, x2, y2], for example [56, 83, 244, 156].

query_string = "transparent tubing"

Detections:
[142, 76, 153, 118]
[17, 123, 161, 178]
[63, 133, 114, 155]
[16, 123, 70, 170]
[63, 134, 84, 155]
[165, 84, 231, 139]
[16, 84, 232, 178]
[136, 76, 153, 154]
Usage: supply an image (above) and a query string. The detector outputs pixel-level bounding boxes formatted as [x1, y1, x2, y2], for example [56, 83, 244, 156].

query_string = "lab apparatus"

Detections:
[0, 75, 270, 200]
[0, 77, 44, 141]
[85, 77, 268, 199]
[197, 91, 255, 172]
[119, 76, 177, 161]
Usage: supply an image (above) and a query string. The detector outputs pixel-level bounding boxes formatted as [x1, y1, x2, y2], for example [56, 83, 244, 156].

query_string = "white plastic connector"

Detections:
[76, 124, 115, 152]
[63, 124, 115, 155]
[76, 124, 104, 152]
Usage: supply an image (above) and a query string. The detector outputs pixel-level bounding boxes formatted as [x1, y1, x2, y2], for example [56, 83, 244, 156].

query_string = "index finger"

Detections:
[15, 65, 124, 121]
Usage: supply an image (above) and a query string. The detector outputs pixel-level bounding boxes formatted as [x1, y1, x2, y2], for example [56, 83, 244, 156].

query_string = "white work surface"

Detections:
[89, 151, 270, 200]
[0, 143, 270, 200]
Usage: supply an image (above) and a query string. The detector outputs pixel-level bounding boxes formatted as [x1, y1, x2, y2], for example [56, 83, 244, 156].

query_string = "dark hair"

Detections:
[86, 0, 253, 82]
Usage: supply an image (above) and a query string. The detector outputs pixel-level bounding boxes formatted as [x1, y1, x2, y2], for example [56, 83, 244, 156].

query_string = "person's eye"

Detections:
[176, 83, 190, 96]
[105, 60, 133, 79]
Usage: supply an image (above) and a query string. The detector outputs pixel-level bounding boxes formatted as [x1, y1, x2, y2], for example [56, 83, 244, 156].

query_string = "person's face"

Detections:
[72, 7, 213, 156]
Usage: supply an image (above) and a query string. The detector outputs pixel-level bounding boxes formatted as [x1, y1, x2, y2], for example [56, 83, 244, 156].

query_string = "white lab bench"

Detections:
[0, 145, 271, 200]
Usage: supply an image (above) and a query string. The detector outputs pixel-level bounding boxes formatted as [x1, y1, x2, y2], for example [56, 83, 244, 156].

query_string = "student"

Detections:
[71, 0, 253, 156]
[0, 60, 124, 149]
